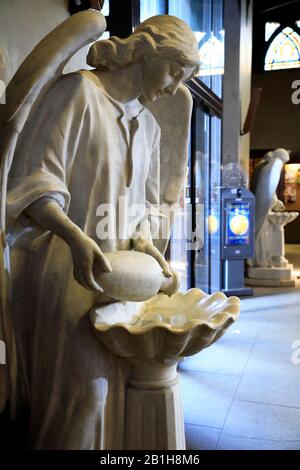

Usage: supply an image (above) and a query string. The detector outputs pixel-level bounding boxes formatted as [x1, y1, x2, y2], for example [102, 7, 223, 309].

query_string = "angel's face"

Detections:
[140, 57, 195, 103]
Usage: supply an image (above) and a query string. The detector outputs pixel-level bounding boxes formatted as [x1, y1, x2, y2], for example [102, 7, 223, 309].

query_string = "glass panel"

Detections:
[169, 110, 222, 294]
[192, 109, 222, 293]
[209, 115, 222, 292]
[101, 0, 110, 16]
[169, 172, 191, 292]
[140, 0, 166, 22]
[194, 108, 210, 291]
[168, 0, 224, 98]
[265, 22, 281, 41]
[265, 27, 300, 71]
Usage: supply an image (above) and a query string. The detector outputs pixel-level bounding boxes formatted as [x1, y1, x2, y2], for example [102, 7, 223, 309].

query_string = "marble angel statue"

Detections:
[0, 10, 199, 449]
[250, 148, 290, 267]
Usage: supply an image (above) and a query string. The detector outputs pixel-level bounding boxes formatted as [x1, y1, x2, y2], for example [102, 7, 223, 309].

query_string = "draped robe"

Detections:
[5, 70, 161, 449]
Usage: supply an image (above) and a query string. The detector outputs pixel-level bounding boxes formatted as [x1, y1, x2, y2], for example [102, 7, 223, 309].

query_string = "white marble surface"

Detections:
[250, 149, 292, 268]
[0, 11, 200, 449]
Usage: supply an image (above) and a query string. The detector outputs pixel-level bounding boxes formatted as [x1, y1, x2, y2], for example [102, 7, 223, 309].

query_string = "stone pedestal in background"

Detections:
[246, 211, 299, 287]
[246, 265, 295, 287]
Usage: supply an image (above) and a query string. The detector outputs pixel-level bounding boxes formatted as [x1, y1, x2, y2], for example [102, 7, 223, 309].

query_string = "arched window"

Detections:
[264, 22, 300, 71]
[198, 32, 225, 77]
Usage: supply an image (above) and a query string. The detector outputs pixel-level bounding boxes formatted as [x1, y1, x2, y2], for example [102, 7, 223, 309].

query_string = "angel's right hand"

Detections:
[69, 232, 112, 292]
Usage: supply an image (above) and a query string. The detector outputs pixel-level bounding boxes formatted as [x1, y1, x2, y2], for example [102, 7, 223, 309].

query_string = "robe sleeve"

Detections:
[6, 73, 88, 248]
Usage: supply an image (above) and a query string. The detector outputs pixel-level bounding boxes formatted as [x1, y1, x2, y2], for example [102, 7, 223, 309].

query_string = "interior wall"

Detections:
[222, 0, 240, 167]
[222, 0, 253, 183]
[0, 0, 90, 90]
[251, 69, 300, 152]
[251, 68, 300, 243]
[239, 0, 253, 177]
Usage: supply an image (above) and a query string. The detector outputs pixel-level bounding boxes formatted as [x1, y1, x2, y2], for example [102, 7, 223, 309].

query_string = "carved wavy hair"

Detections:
[87, 15, 200, 75]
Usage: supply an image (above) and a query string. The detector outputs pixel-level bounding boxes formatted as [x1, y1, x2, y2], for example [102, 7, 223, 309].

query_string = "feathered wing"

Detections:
[0, 10, 107, 415]
[146, 84, 193, 254]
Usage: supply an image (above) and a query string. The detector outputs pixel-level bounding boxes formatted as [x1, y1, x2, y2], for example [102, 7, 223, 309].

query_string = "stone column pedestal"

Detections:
[125, 359, 185, 450]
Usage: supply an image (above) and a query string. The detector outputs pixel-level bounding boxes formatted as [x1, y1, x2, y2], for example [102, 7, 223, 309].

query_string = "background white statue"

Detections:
[249, 148, 294, 267]
[0, 11, 199, 449]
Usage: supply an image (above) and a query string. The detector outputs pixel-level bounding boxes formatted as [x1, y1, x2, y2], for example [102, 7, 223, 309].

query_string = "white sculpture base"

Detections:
[125, 360, 185, 450]
[246, 264, 296, 287]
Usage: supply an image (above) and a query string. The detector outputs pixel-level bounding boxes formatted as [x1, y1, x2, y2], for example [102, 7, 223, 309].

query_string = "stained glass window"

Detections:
[168, 0, 224, 97]
[101, 0, 109, 16]
[198, 32, 224, 77]
[264, 26, 300, 71]
[265, 22, 280, 42]
[296, 20, 300, 29]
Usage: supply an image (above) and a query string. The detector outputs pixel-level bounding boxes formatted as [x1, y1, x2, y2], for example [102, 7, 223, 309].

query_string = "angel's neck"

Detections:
[93, 63, 143, 104]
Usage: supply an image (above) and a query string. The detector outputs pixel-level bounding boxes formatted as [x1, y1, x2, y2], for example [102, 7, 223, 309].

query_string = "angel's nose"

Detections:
[165, 82, 180, 96]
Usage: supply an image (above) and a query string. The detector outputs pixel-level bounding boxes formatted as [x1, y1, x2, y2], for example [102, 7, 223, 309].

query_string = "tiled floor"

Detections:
[180, 245, 300, 450]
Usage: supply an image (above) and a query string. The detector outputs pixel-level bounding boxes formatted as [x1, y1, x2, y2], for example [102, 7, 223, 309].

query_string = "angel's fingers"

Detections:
[82, 263, 104, 293]
[73, 266, 94, 291]
[96, 250, 112, 273]
[86, 273, 104, 293]
[144, 244, 173, 277]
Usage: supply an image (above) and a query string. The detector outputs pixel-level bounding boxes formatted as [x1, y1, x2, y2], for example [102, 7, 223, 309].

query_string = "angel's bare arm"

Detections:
[25, 197, 112, 292]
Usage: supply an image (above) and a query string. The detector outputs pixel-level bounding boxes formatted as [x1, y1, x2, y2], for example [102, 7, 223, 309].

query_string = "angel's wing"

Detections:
[0, 9, 106, 228]
[146, 84, 193, 254]
[0, 10, 106, 415]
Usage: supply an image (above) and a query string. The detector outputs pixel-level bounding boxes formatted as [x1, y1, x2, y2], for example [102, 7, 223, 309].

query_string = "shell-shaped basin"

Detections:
[268, 211, 299, 227]
[91, 289, 240, 361]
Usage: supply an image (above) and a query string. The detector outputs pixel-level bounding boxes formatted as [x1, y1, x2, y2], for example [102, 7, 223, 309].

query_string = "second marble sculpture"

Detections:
[247, 148, 298, 286]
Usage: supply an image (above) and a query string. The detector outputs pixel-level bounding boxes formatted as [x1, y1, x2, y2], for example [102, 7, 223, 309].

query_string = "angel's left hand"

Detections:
[132, 236, 173, 277]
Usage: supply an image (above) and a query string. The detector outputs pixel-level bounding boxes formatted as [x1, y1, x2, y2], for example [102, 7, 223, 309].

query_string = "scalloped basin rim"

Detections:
[93, 288, 240, 335]
[93, 313, 238, 335]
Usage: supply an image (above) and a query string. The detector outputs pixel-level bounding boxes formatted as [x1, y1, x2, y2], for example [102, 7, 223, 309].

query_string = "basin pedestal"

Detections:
[125, 359, 185, 450]
[91, 289, 240, 450]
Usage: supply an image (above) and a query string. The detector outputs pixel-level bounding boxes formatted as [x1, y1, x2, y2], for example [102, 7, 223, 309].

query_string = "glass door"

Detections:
[137, 0, 224, 293]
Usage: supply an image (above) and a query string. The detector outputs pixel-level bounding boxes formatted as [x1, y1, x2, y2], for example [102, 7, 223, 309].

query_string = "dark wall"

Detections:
[251, 69, 300, 243]
[251, 69, 300, 152]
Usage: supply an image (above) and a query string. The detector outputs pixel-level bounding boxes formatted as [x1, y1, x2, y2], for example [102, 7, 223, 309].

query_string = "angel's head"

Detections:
[87, 15, 200, 102]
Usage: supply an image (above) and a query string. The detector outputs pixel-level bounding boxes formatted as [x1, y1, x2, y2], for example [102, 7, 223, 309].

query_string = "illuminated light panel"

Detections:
[229, 214, 249, 236]
[265, 27, 300, 71]
[207, 214, 219, 235]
